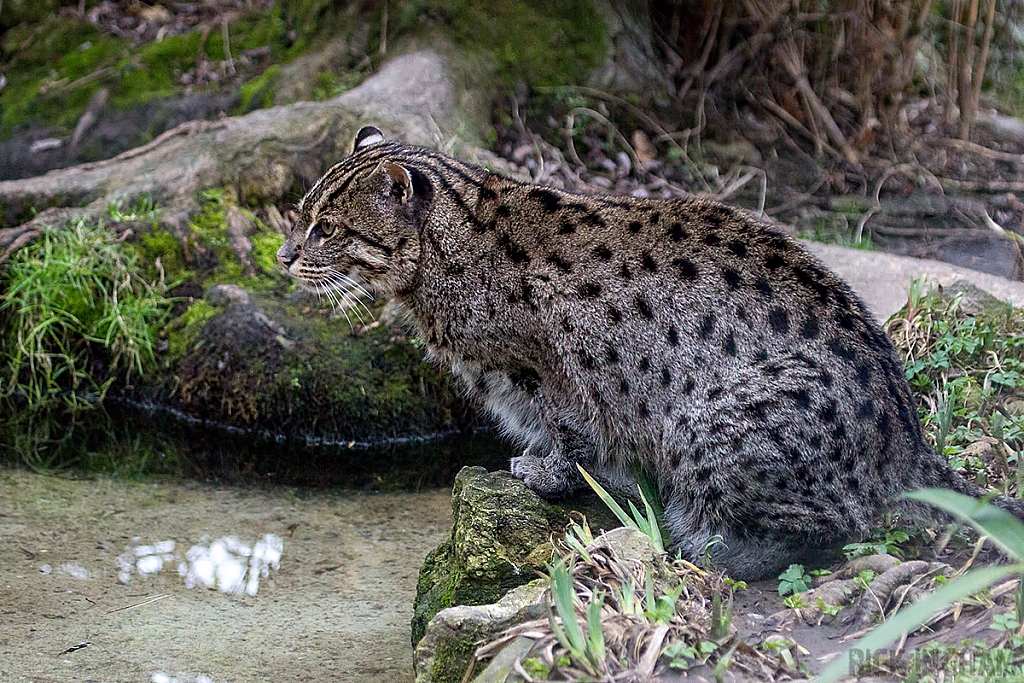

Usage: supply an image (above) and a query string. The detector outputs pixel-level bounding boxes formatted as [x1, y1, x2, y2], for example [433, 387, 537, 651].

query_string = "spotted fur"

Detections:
[277, 126, 1020, 579]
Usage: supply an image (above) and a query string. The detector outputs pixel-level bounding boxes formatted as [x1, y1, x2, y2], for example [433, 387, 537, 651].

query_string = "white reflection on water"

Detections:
[116, 534, 282, 596]
[117, 540, 176, 582]
[180, 534, 283, 596]
[152, 672, 222, 683]
[57, 563, 91, 579]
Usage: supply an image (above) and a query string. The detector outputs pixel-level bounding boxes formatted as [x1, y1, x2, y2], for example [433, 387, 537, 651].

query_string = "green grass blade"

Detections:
[564, 532, 592, 563]
[619, 579, 637, 615]
[576, 464, 637, 531]
[546, 602, 575, 656]
[905, 489, 1024, 561]
[627, 500, 651, 534]
[639, 484, 666, 552]
[549, 559, 585, 653]
[817, 564, 1020, 683]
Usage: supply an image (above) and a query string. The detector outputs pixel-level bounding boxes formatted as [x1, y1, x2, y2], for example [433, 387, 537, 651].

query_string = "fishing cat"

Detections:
[277, 126, 1019, 579]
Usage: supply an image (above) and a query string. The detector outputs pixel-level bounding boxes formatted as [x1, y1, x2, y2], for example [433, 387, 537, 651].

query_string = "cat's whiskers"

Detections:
[324, 268, 375, 322]
[322, 272, 367, 326]
[321, 279, 356, 331]
[332, 268, 375, 302]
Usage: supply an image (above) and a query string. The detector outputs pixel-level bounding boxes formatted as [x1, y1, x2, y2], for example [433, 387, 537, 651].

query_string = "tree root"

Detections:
[849, 560, 950, 629]
[0, 51, 474, 259]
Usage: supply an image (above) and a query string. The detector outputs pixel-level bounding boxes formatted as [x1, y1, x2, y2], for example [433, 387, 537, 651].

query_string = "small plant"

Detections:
[819, 490, 1024, 683]
[778, 564, 812, 596]
[710, 590, 731, 640]
[611, 578, 641, 616]
[702, 533, 725, 569]
[762, 637, 804, 672]
[644, 574, 685, 624]
[547, 557, 606, 676]
[107, 196, 160, 223]
[723, 577, 747, 591]
[853, 569, 878, 592]
[844, 529, 911, 559]
[577, 464, 666, 552]
[816, 597, 843, 617]
[990, 612, 1021, 632]
[563, 514, 596, 563]
[888, 280, 1024, 496]
[663, 640, 717, 670]
[783, 594, 811, 609]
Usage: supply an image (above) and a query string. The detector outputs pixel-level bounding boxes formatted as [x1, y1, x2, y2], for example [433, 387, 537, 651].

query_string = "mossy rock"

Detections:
[153, 291, 473, 443]
[411, 466, 620, 648]
[413, 580, 547, 683]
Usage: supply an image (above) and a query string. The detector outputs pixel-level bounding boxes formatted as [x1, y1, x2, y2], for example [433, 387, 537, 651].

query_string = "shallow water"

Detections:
[0, 398, 515, 488]
[0, 469, 454, 682]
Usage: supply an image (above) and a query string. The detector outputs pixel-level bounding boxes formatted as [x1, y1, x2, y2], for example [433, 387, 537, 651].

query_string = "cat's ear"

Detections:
[383, 161, 413, 204]
[353, 126, 385, 151]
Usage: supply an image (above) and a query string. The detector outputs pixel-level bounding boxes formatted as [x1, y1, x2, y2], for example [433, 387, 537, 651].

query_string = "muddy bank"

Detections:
[0, 469, 452, 682]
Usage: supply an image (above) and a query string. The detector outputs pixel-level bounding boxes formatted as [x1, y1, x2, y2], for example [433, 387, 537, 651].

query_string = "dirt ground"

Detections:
[0, 469, 452, 683]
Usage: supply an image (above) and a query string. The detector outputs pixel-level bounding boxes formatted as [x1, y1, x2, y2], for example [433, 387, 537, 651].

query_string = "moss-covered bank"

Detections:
[0, 188, 485, 479]
[1, 0, 606, 147]
[388, 0, 605, 88]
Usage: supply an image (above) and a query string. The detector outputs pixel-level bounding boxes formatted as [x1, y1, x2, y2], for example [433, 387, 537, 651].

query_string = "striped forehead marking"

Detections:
[305, 143, 405, 217]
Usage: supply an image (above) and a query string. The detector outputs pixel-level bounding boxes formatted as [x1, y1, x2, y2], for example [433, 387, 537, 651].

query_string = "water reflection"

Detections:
[181, 534, 283, 596]
[38, 563, 92, 579]
[116, 534, 282, 595]
[0, 400, 515, 488]
[116, 540, 176, 582]
[152, 672, 222, 683]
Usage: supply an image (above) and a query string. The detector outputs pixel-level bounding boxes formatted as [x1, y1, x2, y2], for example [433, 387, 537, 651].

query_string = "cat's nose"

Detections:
[277, 242, 300, 270]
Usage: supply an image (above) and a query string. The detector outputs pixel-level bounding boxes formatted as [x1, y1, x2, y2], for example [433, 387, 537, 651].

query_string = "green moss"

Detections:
[520, 658, 551, 679]
[113, 32, 204, 107]
[133, 229, 191, 285]
[0, 16, 127, 136]
[390, 0, 606, 87]
[310, 69, 364, 101]
[187, 189, 280, 288]
[1, 1, 354, 138]
[1, 0, 62, 29]
[165, 300, 220, 361]
[185, 190, 289, 291]
[428, 635, 477, 683]
[188, 189, 239, 283]
[238, 65, 281, 112]
[251, 232, 286, 274]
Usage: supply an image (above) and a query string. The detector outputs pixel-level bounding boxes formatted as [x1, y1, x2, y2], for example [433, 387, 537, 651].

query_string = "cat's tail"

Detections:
[918, 448, 1024, 520]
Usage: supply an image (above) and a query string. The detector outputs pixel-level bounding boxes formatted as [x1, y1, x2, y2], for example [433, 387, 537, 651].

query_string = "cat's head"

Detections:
[277, 126, 427, 299]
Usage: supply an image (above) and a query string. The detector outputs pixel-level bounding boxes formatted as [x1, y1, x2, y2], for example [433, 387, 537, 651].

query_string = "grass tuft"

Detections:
[0, 220, 170, 408]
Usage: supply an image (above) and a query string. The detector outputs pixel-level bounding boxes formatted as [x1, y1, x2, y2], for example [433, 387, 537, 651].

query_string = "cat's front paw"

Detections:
[510, 452, 578, 500]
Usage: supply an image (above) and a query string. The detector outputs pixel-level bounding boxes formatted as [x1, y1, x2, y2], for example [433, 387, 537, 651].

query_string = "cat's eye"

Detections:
[317, 220, 336, 237]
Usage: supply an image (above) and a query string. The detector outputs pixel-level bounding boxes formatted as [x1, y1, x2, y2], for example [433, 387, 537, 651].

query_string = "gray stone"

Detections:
[805, 241, 1024, 321]
[590, 526, 660, 566]
[413, 581, 547, 683]
[412, 467, 619, 650]
[203, 283, 250, 307]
